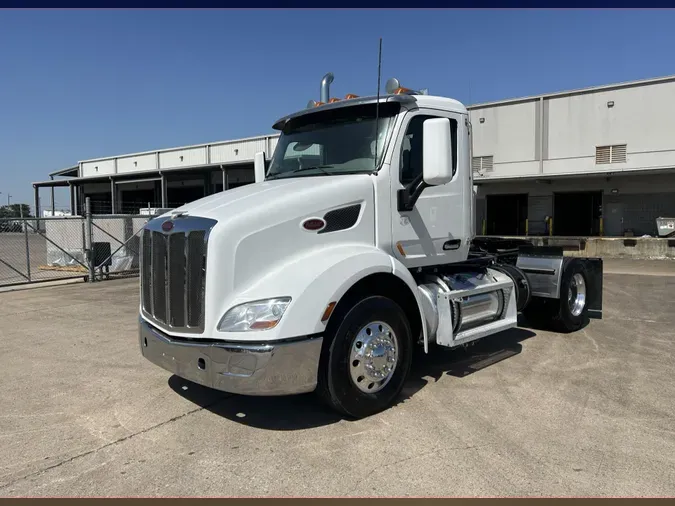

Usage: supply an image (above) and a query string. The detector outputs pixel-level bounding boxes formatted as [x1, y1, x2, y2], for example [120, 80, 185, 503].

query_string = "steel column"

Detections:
[539, 96, 544, 174]
[33, 185, 40, 223]
[69, 183, 75, 215]
[110, 177, 117, 214]
[160, 173, 167, 207]
[222, 166, 229, 191]
[85, 197, 94, 283]
[50, 176, 56, 215]
[21, 204, 31, 282]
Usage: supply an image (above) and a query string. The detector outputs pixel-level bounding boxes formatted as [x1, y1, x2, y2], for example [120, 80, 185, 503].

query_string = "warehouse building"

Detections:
[470, 74, 675, 237]
[34, 74, 675, 237]
[34, 134, 279, 216]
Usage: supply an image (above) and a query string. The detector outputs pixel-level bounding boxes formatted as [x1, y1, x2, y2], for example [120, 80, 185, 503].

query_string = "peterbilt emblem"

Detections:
[162, 220, 174, 232]
[301, 218, 326, 232]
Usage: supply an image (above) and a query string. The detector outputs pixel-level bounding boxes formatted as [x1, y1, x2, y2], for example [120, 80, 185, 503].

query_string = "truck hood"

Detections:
[167, 174, 377, 333]
[167, 174, 372, 223]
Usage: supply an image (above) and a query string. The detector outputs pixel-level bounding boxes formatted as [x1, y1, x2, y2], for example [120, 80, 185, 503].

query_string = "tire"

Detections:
[522, 261, 589, 333]
[316, 295, 413, 419]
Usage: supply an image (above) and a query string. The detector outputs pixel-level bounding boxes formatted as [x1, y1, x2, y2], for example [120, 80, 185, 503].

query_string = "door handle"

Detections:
[443, 239, 461, 250]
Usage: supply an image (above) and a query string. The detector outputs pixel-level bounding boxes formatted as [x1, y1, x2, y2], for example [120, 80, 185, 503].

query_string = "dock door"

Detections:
[485, 193, 528, 236]
[553, 191, 602, 236]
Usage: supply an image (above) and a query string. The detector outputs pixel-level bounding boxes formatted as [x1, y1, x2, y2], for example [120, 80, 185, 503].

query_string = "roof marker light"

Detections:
[306, 100, 326, 109]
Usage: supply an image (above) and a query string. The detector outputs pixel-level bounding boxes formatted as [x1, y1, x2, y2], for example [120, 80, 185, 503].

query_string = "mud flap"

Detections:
[516, 246, 603, 320]
[564, 256, 603, 319]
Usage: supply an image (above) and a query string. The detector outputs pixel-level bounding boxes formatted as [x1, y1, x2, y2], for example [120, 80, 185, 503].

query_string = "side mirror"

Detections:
[422, 118, 453, 186]
[254, 151, 266, 183]
[397, 117, 454, 212]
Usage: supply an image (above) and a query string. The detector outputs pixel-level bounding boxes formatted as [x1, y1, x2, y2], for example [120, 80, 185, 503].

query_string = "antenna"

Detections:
[374, 37, 382, 172]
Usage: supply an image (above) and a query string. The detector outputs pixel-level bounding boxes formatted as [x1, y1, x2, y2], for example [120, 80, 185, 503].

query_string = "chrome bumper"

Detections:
[139, 317, 323, 396]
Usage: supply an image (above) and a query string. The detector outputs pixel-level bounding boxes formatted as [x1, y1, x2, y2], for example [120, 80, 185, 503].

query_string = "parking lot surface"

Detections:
[0, 259, 674, 497]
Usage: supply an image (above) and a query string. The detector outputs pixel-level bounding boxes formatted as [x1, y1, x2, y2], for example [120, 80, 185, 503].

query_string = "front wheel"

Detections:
[316, 295, 413, 419]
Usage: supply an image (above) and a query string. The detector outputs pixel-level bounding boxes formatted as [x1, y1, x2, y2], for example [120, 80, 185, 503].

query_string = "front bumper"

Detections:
[139, 317, 323, 396]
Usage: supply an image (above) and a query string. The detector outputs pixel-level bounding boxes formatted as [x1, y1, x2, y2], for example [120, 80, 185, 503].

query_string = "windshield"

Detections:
[267, 102, 400, 179]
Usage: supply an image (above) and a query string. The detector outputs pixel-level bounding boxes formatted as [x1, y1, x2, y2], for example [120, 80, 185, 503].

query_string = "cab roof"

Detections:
[272, 93, 468, 131]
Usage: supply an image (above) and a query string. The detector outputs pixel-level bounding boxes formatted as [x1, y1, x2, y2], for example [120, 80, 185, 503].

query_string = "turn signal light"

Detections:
[328, 97, 341, 103]
[250, 320, 279, 330]
[321, 301, 337, 323]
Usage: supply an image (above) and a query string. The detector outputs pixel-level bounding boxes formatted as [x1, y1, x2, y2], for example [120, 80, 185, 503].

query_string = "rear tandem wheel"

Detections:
[522, 260, 589, 333]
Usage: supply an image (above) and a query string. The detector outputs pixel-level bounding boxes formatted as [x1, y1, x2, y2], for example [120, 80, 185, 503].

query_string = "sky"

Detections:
[2, 8, 675, 209]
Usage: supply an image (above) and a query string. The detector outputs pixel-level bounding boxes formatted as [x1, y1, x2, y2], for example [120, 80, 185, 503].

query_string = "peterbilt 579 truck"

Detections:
[138, 74, 603, 419]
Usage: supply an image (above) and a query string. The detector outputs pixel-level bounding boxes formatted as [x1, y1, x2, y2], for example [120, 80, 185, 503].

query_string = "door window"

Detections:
[399, 114, 458, 185]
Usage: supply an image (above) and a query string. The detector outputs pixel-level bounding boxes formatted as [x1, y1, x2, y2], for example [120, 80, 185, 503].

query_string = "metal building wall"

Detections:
[78, 134, 280, 179]
[476, 172, 675, 236]
[470, 77, 675, 183]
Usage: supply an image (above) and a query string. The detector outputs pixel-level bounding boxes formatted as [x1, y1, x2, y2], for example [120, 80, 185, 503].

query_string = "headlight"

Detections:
[217, 297, 291, 332]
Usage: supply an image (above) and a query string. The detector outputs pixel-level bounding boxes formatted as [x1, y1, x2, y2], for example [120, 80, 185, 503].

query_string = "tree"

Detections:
[0, 204, 33, 218]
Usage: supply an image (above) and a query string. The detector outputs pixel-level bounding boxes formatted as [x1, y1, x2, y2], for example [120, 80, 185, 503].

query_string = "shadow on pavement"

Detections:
[168, 374, 344, 430]
[169, 325, 537, 430]
[404, 326, 536, 390]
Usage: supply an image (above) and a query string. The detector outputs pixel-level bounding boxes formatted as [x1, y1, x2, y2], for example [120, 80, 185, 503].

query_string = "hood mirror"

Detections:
[254, 151, 266, 183]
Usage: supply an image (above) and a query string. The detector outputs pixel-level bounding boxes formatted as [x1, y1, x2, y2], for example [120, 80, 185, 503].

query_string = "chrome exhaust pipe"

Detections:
[320, 72, 334, 103]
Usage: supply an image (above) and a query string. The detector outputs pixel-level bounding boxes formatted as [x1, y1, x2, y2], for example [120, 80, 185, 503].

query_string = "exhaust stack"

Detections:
[320, 72, 334, 104]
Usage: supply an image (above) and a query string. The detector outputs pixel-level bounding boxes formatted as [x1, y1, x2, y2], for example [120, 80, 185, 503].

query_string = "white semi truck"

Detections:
[138, 74, 603, 419]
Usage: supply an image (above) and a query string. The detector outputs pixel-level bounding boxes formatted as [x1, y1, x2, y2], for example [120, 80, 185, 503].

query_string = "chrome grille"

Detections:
[186, 231, 206, 328]
[140, 215, 217, 334]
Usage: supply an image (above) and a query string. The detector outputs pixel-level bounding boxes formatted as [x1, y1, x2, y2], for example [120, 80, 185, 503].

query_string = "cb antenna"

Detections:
[374, 37, 382, 172]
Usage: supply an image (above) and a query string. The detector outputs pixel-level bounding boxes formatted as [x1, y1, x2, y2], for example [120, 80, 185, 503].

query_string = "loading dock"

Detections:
[553, 191, 602, 236]
[485, 193, 528, 236]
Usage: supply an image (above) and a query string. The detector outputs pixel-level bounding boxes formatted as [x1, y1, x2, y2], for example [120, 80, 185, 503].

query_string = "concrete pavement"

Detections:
[0, 261, 674, 496]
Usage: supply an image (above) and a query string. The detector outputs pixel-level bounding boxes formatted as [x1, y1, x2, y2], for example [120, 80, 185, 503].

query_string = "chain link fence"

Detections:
[0, 199, 164, 288]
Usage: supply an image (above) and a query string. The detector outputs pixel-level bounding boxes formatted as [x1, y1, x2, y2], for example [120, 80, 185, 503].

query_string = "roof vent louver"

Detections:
[596, 144, 626, 164]
[472, 156, 494, 175]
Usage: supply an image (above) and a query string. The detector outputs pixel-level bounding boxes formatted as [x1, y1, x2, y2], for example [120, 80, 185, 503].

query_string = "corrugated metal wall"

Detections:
[210, 138, 267, 164]
[117, 153, 156, 173]
[78, 135, 280, 178]
[159, 147, 208, 168]
[528, 195, 553, 235]
[604, 192, 675, 236]
[81, 159, 116, 177]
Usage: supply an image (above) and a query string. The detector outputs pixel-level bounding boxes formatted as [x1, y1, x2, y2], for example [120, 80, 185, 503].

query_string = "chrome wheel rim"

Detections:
[568, 273, 586, 317]
[349, 321, 398, 394]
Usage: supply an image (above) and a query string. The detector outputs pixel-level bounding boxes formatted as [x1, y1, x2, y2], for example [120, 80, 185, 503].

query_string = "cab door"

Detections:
[390, 108, 470, 268]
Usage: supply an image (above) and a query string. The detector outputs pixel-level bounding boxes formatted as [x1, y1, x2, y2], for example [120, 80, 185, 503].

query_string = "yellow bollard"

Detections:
[525, 219, 529, 236]
[599, 217, 604, 237]
[482, 219, 486, 235]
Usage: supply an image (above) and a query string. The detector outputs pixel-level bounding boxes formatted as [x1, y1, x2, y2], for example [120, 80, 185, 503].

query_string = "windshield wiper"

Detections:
[268, 165, 336, 179]
[290, 165, 336, 175]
